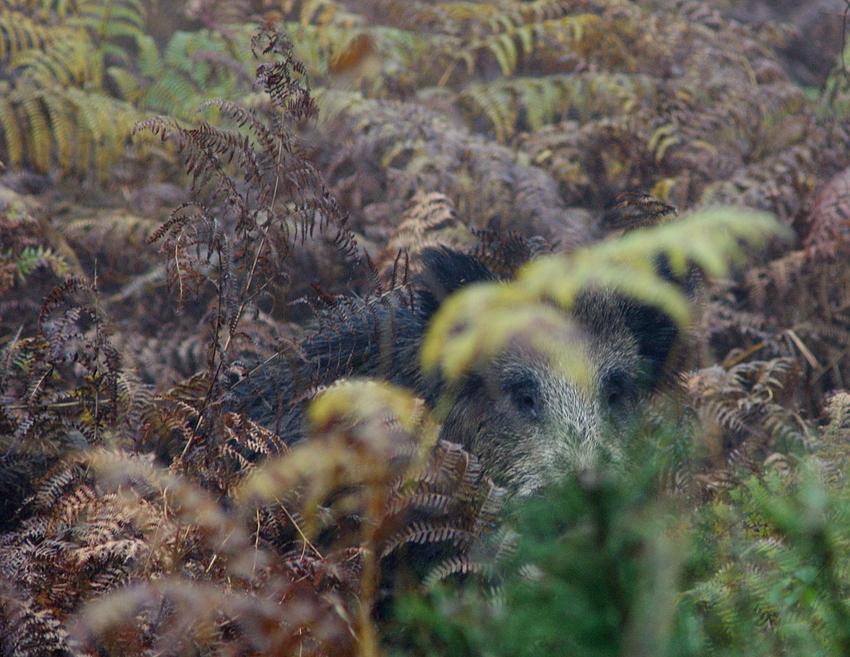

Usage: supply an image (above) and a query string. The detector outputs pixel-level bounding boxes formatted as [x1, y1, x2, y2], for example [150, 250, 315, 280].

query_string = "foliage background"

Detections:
[2, 0, 850, 655]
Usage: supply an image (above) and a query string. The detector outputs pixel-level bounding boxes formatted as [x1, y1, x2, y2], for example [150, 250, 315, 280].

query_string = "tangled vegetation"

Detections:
[2, 0, 850, 655]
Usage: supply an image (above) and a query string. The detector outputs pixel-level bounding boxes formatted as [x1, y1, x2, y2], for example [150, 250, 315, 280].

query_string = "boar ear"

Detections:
[621, 300, 682, 390]
[415, 247, 498, 316]
[623, 256, 699, 390]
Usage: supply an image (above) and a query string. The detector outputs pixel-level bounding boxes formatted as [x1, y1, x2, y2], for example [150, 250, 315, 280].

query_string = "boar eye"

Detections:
[601, 370, 636, 409]
[503, 375, 541, 419]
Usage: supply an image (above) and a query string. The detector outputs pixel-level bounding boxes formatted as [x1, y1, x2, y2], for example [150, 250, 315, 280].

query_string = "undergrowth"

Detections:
[392, 394, 850, 657]
[2, 3, 850, 656]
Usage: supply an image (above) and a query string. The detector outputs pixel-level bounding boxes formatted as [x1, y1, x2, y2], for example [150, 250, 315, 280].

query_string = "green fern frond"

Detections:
[139, 27, 255, 120]
[139, 73, 200, 120]
[682, 459, 850, 656]
[104, 65, 143, 102]
[2, 245, 69, 282]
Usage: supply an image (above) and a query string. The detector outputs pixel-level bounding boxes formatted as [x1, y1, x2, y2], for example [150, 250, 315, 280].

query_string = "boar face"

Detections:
[434, 285, 680, 496]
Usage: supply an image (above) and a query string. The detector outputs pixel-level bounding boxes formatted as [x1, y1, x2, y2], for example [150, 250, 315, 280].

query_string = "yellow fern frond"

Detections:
[0, 83, 24, 167]
[19, 88, 52, 172]
[459, 83, 517, 142]
[0, 81, 140, 179]
[299, 0, 363, 29]
[37, 0, 82, 20]
[517, 0, 576, 23]
[529, 13, 602, 56]
[71, 0, 147, 42]
[0, 8, 52, 63]
[459, 73, 654, 140]
[66, 209, 160, 254]
[437, 2, 501, 25]
[12, 33, 103, 88]
[453, 11, 603, 78]
[67, 86, 139, 179]
[36, 85, 77, 172]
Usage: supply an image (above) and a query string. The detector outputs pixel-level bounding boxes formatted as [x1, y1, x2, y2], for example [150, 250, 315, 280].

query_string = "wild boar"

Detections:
[229, 247, 684, 495]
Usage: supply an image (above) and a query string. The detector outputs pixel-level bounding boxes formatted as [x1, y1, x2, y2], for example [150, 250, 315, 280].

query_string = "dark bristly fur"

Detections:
[230, 247, 684, 494]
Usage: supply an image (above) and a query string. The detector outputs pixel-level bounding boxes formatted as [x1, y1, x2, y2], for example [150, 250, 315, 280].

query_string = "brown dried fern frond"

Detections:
[73, 422, 376, 655]
[804, 166, 850, 260]
[135, 24, 360, 440]
[88, 450, 262, 582]
[0, 275, 127, 464]
[375, 191, 477, 282]
[320, 96, 593, 248]
[685, 357, 806, 464]
[36, 279, 123, 442]
[0, 578, 75, 657]
[138, 24, 354, 257]
[69, 575, 357, 657]
[708, 229, 850, 417]
[0, 454, 157, 620]
[229, 378, 508, 643]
